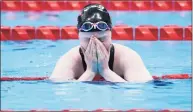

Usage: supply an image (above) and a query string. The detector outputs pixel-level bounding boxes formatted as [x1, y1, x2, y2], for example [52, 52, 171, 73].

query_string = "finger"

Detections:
[93, 44, 97, 62]
[93, 36, 97, 46]
[108, 44, 113, 54]
[95, 38, 108, 55]
[96, 43, 100, 58]
[80, 46, 85, 55]
[105, 44, 112, 59]
[91, 39, 96, 57]
[85, 38, 93, 55]
[93, 37, 98, 56]
[90, 38, 94, 54]
[95, 38, 108, 53]
[94, 41, 99, 59]
[96, 43, 105, 60]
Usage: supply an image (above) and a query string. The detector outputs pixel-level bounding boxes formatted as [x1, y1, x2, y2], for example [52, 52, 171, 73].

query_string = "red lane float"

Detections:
[44, 1, 65, 11]
[107, 1, 130, 11]
[1, 26, 11, 41]
[61, 26, 78, 39]
[152, 1, 173, 11]
[126, 109, 155, 112]
[112, 25, 133, 40]
[160, 25, 183, 40]
[1, 1, 192, 11]
[0, 109, 189, 112]
[131, 1, 151, 11]
[22, 1, 43, 11]
[0, 77, 48, 81]
[0, 74, 191, 81]
[0, 110, 13, 112]
[1, 1, 21, 11]
[29, 109, 49, 112]
[94, 109, 121, 112]
[184, 25, 192, 40]
[62, 109, 89, 112]
[174, 1, 192, 11]
[12, 26, 35, 40]
[65, 1, 88, 10]
[1, 25, 191, 41]
[159, 109, 188, 112]
[135, 25, 158, 41]
[152, 74, 191, 80]
[36, 26, 60, 40]
[88, 1, 108, 9]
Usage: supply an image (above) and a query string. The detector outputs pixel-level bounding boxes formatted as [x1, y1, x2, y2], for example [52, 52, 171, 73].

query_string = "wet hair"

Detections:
[77, 4, 112, 31]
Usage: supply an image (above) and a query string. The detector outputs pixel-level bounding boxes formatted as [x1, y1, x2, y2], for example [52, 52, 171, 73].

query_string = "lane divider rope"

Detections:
[1, 74, 191, 81]
[0, 109, 190, 112]
[1, 0, 192, 11]
[1, 25, 192, 41]
[1, 74, 191, 112]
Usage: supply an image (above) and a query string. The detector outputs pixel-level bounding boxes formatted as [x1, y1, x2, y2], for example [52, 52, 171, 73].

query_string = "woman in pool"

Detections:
[49, 4, 153, 82]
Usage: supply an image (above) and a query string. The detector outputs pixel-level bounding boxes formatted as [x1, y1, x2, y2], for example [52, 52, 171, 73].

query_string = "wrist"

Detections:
[100, 67, 111, 76]
[78, 69, 96, 81]
[85, 69, 95, 76]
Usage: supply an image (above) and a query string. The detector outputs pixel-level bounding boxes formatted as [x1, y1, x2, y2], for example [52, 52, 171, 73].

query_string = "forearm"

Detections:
[101, 69, 126, 82]
[78, 70, 96, 81]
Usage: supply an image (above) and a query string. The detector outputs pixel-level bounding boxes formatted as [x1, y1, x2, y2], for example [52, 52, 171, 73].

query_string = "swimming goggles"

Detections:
[79, 21, 110, 32]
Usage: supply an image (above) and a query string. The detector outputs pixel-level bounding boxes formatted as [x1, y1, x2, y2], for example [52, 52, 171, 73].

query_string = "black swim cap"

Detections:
[77, 4, 112, 32]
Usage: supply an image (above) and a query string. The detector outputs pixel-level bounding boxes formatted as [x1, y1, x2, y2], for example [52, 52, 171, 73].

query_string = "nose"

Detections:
[93, 24, 97, 29]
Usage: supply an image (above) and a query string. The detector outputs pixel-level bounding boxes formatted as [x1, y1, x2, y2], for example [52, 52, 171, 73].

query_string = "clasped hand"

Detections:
[81, 36, 111, 75]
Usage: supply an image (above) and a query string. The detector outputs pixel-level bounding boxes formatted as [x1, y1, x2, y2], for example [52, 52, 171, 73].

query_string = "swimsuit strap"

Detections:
[108, 44, 114, 71]
[79, 44, 115, 71]
[79, 47, 87, 71]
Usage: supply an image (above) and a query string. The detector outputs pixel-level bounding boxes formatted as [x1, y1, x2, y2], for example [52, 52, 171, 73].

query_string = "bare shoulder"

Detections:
[49, 45, 82, 81]
[113, 43, 145, 69]
[57, 45, 83, 73]
[113, 43, 140, 58]
[59, 45, 80, 61]
[112, 43, 142, 74]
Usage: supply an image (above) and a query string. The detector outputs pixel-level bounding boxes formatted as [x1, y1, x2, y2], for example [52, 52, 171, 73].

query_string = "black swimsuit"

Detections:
[79, 45, 115, 71]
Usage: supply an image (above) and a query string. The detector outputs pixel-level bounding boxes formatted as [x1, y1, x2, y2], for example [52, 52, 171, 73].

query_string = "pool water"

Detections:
[1, 40, 192, 111]
[1, 78, 191, 111]
[1, 11, 192, 111]
[1, 11, 191, 27]
[1, 40, 192, 77]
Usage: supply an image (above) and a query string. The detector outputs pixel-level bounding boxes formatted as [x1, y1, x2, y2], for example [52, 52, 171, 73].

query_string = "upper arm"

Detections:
[49, 48, 78, 82]
[123, 50, 153, 82]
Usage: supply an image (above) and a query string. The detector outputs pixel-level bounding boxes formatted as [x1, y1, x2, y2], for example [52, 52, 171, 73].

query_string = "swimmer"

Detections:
[49, 4, 153, 83]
